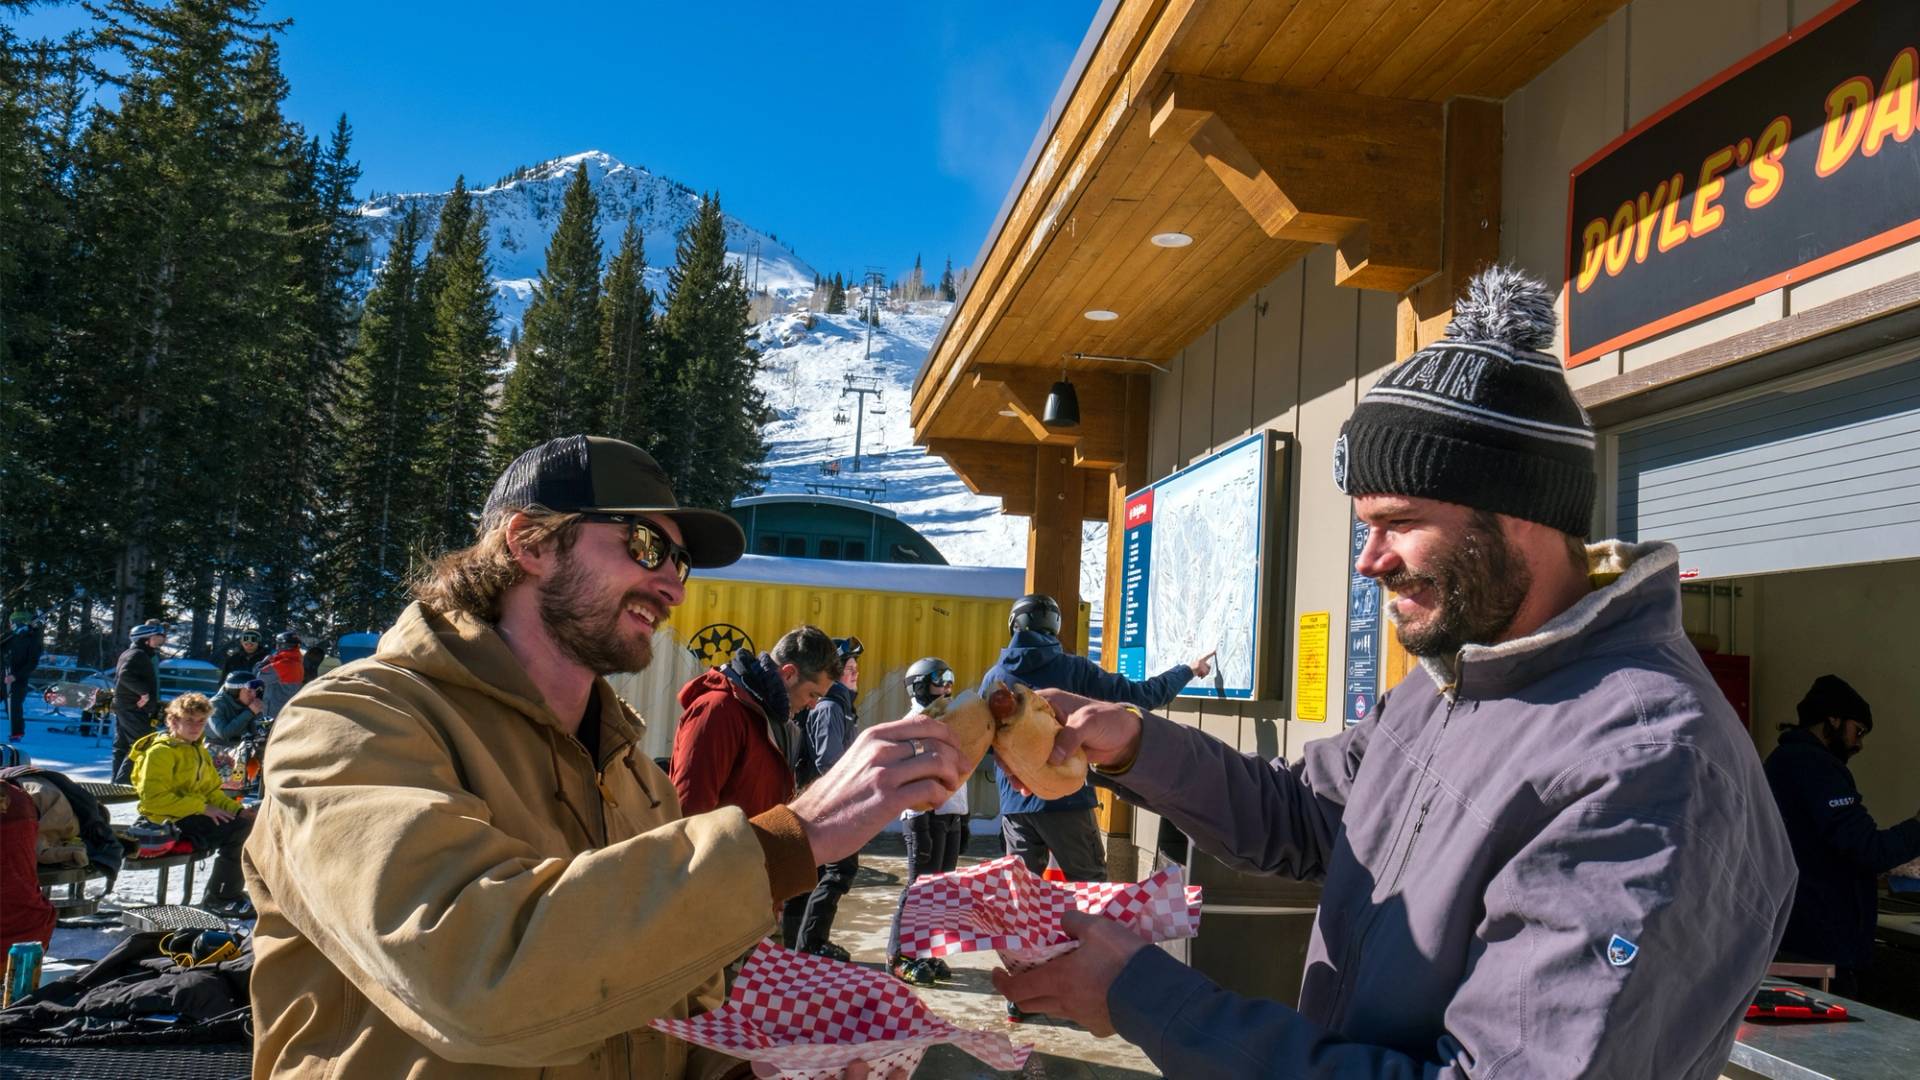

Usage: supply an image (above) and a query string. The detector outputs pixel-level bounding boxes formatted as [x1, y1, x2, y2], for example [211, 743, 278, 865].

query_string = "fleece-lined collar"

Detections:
[1420, 540, 1683, 700]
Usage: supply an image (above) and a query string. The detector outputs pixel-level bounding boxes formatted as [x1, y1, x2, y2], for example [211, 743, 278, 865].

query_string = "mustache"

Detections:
[1376, 568, 1438, 594]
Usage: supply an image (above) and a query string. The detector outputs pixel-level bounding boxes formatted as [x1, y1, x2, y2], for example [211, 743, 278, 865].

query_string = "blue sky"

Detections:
[14, 1, 1098, 280]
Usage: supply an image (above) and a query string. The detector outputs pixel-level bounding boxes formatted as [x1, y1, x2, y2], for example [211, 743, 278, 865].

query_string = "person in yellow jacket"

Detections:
[243, 436, 968, 1079]
[131, 691, 256, 917]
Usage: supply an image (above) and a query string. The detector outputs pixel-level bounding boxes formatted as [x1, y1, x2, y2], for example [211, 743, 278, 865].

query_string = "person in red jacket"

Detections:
[671, 627, 839, 819]
[1, 778, 55, 951]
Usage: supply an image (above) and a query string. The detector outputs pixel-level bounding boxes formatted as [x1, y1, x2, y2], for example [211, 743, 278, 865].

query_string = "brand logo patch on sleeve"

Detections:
[1606, 934, 1639, 967]
[1828, 796, 1857, 808]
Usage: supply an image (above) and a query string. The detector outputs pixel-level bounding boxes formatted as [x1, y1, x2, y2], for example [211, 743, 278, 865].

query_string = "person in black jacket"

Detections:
[1764, 674, 1920, 998]
[980, 594, 1211, 883]
[217, 631, 266, 681]
[780, 635, 865, 960]
[111, 623, 168, 783]
[3, 610, 43, 741]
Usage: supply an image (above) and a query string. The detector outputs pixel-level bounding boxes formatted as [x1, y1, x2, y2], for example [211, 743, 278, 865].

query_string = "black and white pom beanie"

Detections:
[1334, 265, 1596, 537]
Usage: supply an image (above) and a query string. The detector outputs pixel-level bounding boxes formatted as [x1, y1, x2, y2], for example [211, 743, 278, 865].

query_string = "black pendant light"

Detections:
[1043, 371, 1080, 428]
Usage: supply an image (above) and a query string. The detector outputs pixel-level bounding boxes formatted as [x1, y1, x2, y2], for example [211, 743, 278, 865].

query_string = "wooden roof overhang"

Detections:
[911, 0, 1628, 508]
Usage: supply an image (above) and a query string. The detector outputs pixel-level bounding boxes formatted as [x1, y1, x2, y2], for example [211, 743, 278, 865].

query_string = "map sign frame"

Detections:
[1116, 430, 1285, 700]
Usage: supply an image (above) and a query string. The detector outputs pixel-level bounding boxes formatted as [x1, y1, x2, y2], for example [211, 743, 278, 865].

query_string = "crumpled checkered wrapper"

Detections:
[650, 940, 1030, 1079]
[896, 854, 1203, 972]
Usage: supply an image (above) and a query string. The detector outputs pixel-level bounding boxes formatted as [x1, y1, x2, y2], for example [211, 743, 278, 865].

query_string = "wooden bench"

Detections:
[117, 851, 199, 906]
[36, 863, 106, 919]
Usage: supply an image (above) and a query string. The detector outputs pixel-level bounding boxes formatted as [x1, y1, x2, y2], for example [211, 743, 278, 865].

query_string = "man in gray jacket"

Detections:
[994, 268, 1797, 1078]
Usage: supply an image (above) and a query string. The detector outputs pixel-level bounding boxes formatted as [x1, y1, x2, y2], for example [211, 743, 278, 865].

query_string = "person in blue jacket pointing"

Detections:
[980, 593, 1212, 883]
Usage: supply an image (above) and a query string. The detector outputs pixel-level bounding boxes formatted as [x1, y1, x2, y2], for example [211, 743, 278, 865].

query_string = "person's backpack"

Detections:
[787, 716, 818, 788]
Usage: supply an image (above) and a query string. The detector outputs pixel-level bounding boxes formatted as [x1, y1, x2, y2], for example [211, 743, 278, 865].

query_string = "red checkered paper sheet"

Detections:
[650, 940, 1031, 1079]
[897, 855, 1203, 972]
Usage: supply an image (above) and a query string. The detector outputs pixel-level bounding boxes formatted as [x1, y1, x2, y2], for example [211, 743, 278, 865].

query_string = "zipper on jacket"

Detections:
[1385, 693, 1460, 895]
[1328, 685, 1462, 1020]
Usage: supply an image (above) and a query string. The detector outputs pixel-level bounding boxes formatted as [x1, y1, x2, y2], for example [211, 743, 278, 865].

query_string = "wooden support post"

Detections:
[1027, 445, 1083, 653]
[1396, 97, 1504, 356]
[1381, 97, 1504, 694]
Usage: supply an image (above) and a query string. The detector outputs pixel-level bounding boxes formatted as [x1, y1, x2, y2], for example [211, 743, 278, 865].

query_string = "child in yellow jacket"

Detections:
[131, 692, 255, 918]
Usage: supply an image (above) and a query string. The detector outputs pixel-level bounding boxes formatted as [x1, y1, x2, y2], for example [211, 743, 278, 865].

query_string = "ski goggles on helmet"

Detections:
[834, 636, 864, 661]
[580, 513, 694, 584]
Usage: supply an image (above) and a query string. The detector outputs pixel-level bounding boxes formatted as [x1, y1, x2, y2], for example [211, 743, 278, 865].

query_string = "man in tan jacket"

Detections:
[244, 435, 966, 1078]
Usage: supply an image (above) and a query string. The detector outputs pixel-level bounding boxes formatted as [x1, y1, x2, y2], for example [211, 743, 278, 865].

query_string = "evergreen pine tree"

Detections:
[657, 193, 766, 506]
[69, 0, 308, 638]
[419, 178, 502, 554]
[327, 205, 435, 629]
[599, 215, 659, 449]
[826, 271, 846, 314]
[496, 160, 603, 462]
[940, 256, 956, 301]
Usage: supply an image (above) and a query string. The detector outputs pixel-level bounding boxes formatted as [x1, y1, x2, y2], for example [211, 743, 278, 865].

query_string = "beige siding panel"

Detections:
[1288, 246, 1361, 750]
[1212, 297, 1259, 444]
[1786, 238, 1920, 315]
[1179, 326, 1219, 466]
[1197, 703, 1241, 754]
[1500, 8, 1627, 371]
[1625, 0, 1790, 127]
[1357, 289, 1398, 383]
[1566, 351, 1624, 389]
[1620, 290, 1785, 371]
[1253, 262, 1308, 435]
[1149, 361, 1182, 480]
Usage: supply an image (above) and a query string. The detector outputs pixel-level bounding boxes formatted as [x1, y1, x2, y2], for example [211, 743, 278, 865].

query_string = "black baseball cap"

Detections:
[484, 435, 746, 569]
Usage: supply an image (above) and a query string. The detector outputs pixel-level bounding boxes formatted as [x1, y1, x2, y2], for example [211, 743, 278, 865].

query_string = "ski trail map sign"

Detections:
[1117, 431, 1282, 700]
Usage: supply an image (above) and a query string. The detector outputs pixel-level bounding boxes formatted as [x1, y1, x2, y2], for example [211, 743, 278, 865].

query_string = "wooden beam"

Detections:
[970, 364, 1082, 446]
[970, 363, 1131, 469]
[922, 438, 1035, 501]
[1148, 73, 1443, 292]
[1396, 97, 1503, 358]
[1027, 446, 1084, 652]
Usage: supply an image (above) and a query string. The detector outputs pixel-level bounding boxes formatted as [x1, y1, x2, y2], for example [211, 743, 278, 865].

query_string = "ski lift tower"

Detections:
[862, 266, 885, 368]
[841, 374, 883, 470]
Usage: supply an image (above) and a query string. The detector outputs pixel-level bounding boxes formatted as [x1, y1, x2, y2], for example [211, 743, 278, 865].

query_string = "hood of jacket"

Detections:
[995, 630, 1063, 677]
[717, 649, 791, 725]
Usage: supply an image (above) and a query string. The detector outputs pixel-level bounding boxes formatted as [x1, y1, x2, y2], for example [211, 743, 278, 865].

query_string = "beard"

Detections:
[1378, 510, 1532, 658]
[538, 548, 656, 676]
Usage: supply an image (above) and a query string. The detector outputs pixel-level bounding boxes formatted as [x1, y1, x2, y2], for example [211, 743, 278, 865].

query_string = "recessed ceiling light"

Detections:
[997, 408, 1020, 418]
[1151, 232, 1193, 248]
[1083, 309, 1119, 321]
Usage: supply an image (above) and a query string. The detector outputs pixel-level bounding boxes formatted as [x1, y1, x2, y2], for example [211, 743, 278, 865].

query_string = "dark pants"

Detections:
[781, 853, 858, 951]
[904, 813, 968, 885]
[111, 707, 155, 783]
[1001, 808, 1108, 882]
[174, 812, 253, 903]
[931, 813, 967, 873]
[7, 678, 26, 738]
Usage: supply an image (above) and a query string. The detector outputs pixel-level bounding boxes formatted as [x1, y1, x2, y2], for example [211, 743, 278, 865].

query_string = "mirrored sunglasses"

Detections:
[581, 514, 693, 583]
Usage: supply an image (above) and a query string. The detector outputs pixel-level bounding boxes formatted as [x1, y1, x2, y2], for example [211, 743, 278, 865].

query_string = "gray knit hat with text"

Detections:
[1334, 266, 1596, 536]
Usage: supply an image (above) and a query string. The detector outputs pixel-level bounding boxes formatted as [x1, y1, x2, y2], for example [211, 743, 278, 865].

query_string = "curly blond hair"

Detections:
[164, 691, 214, 732]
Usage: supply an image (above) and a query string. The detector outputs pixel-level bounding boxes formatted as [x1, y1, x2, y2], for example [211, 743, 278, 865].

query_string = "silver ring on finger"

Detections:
[906, 738, 924, 758]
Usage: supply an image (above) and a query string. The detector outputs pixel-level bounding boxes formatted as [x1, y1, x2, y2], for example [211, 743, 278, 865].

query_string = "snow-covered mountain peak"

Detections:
[356, 149, 817, 332]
